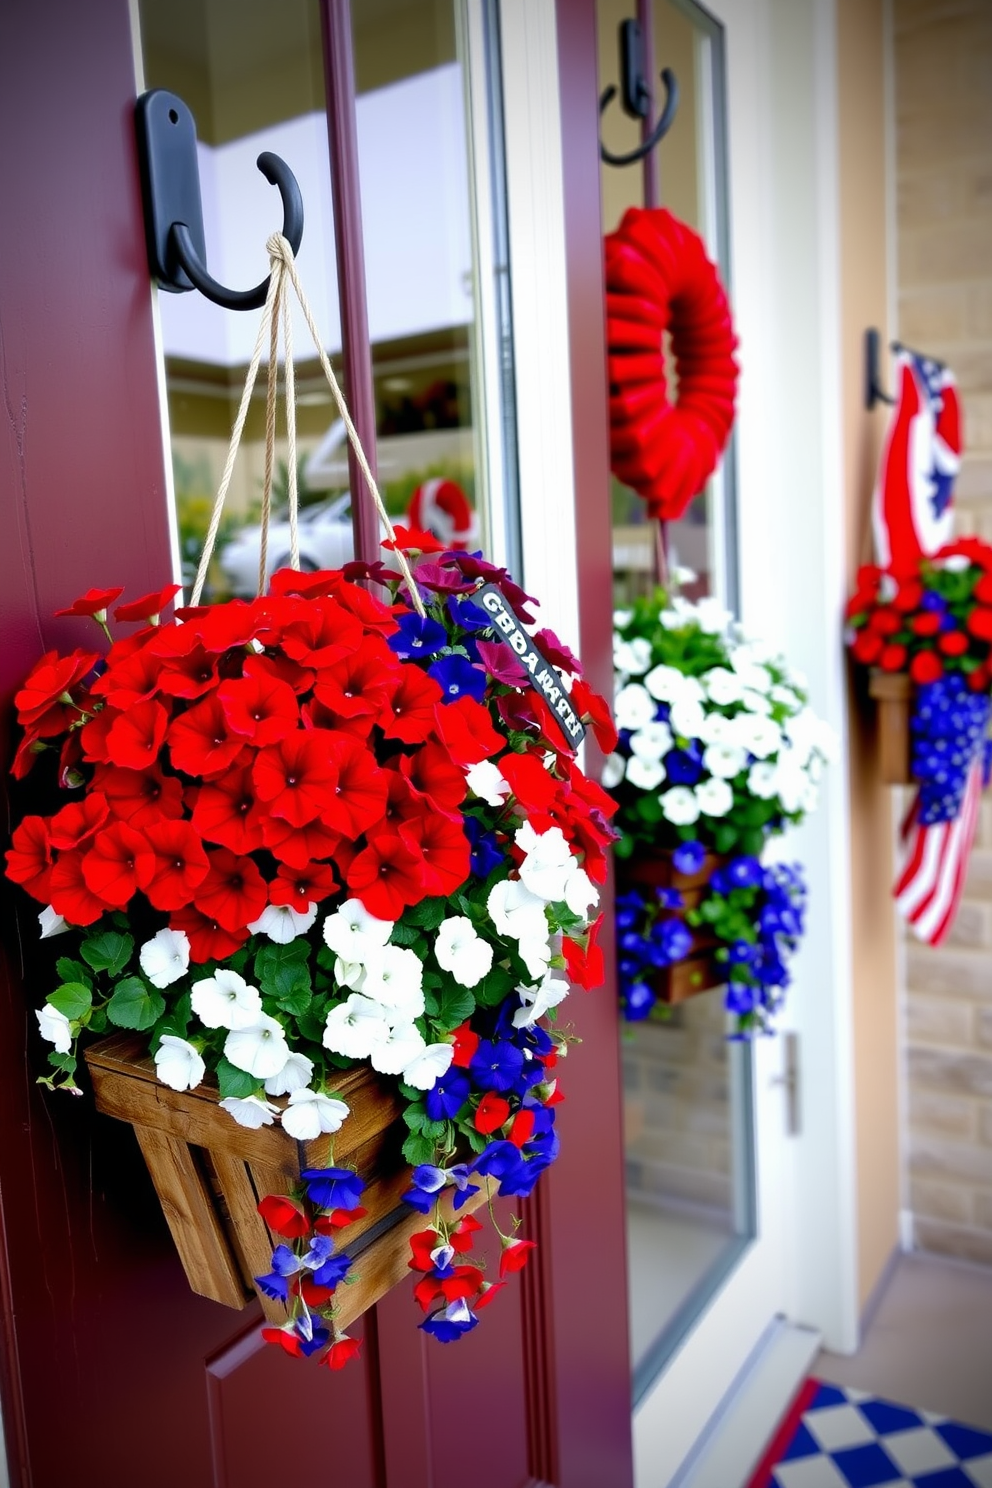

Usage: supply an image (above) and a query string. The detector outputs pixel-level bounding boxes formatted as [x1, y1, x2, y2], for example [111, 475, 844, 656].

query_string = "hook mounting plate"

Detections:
[135, 89, 207, 295]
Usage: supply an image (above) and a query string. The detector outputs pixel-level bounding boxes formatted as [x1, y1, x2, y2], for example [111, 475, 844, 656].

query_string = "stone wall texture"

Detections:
[895, 0, 992, 1266]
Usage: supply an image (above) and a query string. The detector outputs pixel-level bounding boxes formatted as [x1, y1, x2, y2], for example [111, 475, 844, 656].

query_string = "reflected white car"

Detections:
[219, 493, 355, 596]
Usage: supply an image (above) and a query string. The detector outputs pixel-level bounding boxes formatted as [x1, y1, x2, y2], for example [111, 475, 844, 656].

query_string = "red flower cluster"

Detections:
[6, 561, 615, 959]
[846, 539, 992, 689]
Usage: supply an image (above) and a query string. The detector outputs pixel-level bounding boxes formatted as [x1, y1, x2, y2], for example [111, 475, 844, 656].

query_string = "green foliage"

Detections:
[48, 982, 92, 1021]
[107, 977, 165, 1031]
[80, 931, 133, 978]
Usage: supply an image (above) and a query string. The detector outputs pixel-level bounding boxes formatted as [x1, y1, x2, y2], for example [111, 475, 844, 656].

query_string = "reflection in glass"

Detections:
[598, 0, 754, 1395]
[139, 0, 497, 600]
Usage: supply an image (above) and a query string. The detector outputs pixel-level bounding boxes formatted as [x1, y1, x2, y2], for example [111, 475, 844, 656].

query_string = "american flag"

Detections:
[875, 348, 971, 945]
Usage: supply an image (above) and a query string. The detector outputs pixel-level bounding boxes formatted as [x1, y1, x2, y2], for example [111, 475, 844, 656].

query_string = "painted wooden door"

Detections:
[0, 2, 633, 1486]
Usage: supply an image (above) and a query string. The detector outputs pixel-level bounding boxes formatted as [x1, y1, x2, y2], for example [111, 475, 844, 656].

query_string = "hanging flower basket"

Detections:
[4, 236, 618, 1366]
[605, 585, 834, 1033]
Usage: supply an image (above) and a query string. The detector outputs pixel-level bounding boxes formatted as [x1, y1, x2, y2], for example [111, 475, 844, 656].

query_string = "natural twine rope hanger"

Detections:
[190, 232, 426, 617]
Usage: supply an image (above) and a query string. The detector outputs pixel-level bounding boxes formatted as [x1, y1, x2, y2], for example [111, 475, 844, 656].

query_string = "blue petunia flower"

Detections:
[301, 1167, 365, 1212]
[310, 1251, 354, 1290]
[672, 840, 706, 875]
[429, 653, 488, 703]
[469, 1039, 525, 1092]
[387, 612, 449, 660]
[665, 750, 703, 786]
[425, 1067, 471, 1122]
[464, 815, 502, 878]
[295, 1316, 331, 1357]
[624, 980, 656, 1020]
[447, 595, 495, 632]
[420, 1299, 480, 1342]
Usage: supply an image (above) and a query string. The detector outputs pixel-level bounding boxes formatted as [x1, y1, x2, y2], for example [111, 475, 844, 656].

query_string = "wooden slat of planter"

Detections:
[868, 668, 913, 784]
[132, 1125, 251, 1310]
[657, 952, 724, 1005]
[207, 1152, 285, 1321]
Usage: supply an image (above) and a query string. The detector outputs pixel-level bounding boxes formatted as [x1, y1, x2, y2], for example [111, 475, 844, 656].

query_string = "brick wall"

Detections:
[896, 0, 992, 1265]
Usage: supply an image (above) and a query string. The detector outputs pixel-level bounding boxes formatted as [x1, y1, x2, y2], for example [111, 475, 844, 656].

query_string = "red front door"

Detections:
[0, 2, 633, 1485]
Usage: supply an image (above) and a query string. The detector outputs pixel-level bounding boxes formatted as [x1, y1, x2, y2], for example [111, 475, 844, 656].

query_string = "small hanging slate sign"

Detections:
[476, 583, 586, 749]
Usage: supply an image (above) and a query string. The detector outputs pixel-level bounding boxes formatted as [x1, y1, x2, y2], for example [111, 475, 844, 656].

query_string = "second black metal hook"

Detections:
[599, 20, 679, 167]
[135, 89, 304, 312]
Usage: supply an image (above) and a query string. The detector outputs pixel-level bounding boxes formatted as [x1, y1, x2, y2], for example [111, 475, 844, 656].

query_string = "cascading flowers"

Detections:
[5, 531, 619, 1364]
[606, 583, 834, 1033]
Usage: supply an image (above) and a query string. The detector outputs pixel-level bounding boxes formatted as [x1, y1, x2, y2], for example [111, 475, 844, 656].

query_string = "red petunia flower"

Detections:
[197, 847, 268, 933]
[572, 677, 618, 754]
[851, 629, 884, 665]
[910, 651, 943, 684]
[474, 1281, 507, 1310]
[940, 631, 968, 659]
[91, 646, 163, 710]
[408, 1230, 441, 1273]
[380, 770, 429, 833]
[191, 766, 266, 855]
[252, 730, 339, 828]
[449, 1213, 483, 1253]
[91, 764, 185, 828]
[79, 709, 115, 764]
[399, 742, 466, 816]
[312, 636, 401, 733]
[48, 793, 110, 851]
[81, 823, 155, 908]
[432, 695, 505, 766]
[321, 733, 390, 840]
[47, 850, 108, 925]
[346, 832, 429, 920]
[561, 914, 605, 991]
[313, 1205, 368, 1235]
[149, 631, 218, 700]
[257, 1194, 310, 1240]
[499, 751, 561, 812]
[15, 650, 99, 725]
[189, 601, 268, 655]
[260, 1326, 303, 1359]
[104, 699, 170, 771]
[5, 817, 54, 901]
[143, 819, 210, 911]
[450, 1021, 480, 1069]
[113, 585, 181, 623]
[54, 587, 124, 620]
[474, 1092, 510, 1135]
[509, 1109, 536, 1148]
[262, 814, 346, 871]
[967, 607, 992, 642]
[280, 598, 364, 671]
[382, 524, 447, 554]
[247, 650, 315, 696]
[867, 608, 901, 637]
[270, 861, 338, 910]
[378, 664, 444, 745]
[218, 662, 299, 747]
[168, 694, 247, 778]
[169, 905, 250, 964]
[400, 813, 470, 897]
[499, 1238, 536, 1278]
[320, 1335, 362, 1371]
[879, 643, 908, 672]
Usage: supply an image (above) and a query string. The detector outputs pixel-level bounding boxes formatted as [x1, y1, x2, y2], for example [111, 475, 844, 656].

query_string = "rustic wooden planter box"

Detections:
[618, 850, 727, 1005]
[85, 1033, 489, 1327]
[868, 668, 913, 785]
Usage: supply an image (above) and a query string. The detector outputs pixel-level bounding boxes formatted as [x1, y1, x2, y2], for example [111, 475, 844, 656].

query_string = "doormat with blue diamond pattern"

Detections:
[746, 1379, 992, 1487]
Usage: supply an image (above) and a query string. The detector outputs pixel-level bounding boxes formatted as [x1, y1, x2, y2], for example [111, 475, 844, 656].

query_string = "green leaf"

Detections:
[404, 898, 448, 932]
[635, 794, 665, 824]
[473, 965, 514, 1008]
[741, 828, 766, 858]
[80, 931, 134, 978]
[713, 822, 738, 854]
[155, 991, 192, 1042]
[107, 977, 165, 1031]
[402, 1130, 438, 1167]
[48, 982, 92, 1021]
[274, 984, 312, 1018]
[56, 958, 91, 987]
[48, 1052, 78, 1074]
[403, 1104, 429, 1132]
[613, 831, 634, 860]
[216, 1057, 257, 1100]
[255, 942, 312, 1003]
[432, 983, 475, 1033]
[462, 1127, 488, 1154]
[388, 922, 422, 948]
[88, 1007, 109, 1034]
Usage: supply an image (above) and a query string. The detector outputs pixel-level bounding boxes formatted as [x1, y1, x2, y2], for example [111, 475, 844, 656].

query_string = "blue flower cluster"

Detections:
[616, 887, 693, 1021]
[911, 674, 991, 825]
[722, 864, 806, 1030]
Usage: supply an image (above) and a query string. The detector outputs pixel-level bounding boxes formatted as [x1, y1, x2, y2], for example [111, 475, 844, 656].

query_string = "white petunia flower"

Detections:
[36, 1004, 72, 1053]
[281, 1088, 350, 1141]
[774, 754, 809, 813]
[518, 936, 553, 981]
[770, 684, 801, 710]
[702, 742, 748, 780]
[601, 753, 626, 789]
[703, 667, 744, 706]
[800, 780, 820, 813]
[516, 823, 577, 903]
[247, 903, 318, 944]
[465, 759, 510, 807]
[513, 971, 570, 1029]
[263, 1050, 314, 1095]
[626, 755, 666, 791]
[334, 957, 365, 990]
[154, 1035, 205, 1092]
[191, 968, 262, 1030]
[644, 664, 703, 704]
[402, 1043, 455, 1091]
[322, 899, 393, 963]
[323, 994, 390, 1059]
[672, 565, 697, 585]
[487, 878, 549, 942]
[629, 721, 673, 761]
[223, 1014, 290, 1079]
[435, 917, 494, 988]
[370, 1023, 426, 1076]
[660, 786, 701, 825]
[38, 906, 69, 939]
[695, 777, 734, 817]
[139, 928, 191, 989]
[669, 696, 706, 741]
[614, 682, 656, 731]
[564, 866, 598, 919]
[360, 944, 425, 1019]
[613, 609, 633, 629]
[219, 1095, 279, 1129]
[694, 597, 734, 635]
[698, 711, 736, 745]
[747, 761, 780, 799]
[614, 636, 652, 675]
[735, 713, 782, 758]
[736, 662, 773, 694]
[741, 688, 772, 715]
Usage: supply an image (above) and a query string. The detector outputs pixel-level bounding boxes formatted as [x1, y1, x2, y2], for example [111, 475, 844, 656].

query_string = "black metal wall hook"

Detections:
[599, 19, 679, 167]
[134, 89, 304, 312]
[865, 327, 947, 410]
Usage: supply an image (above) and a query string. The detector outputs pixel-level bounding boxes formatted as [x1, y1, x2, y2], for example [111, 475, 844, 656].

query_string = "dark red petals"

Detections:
[197, 848, 268, 933]
[80, 823, 155, 908]
[104, 699, 169, 771]
[143, 819, 210, 911]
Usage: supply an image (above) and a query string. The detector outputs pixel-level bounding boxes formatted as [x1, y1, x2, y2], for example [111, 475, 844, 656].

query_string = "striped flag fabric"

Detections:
[895, 758, 982, 945]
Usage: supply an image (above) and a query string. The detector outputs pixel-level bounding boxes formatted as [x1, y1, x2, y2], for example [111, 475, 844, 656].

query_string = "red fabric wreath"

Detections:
[605, 207, 739, 520]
